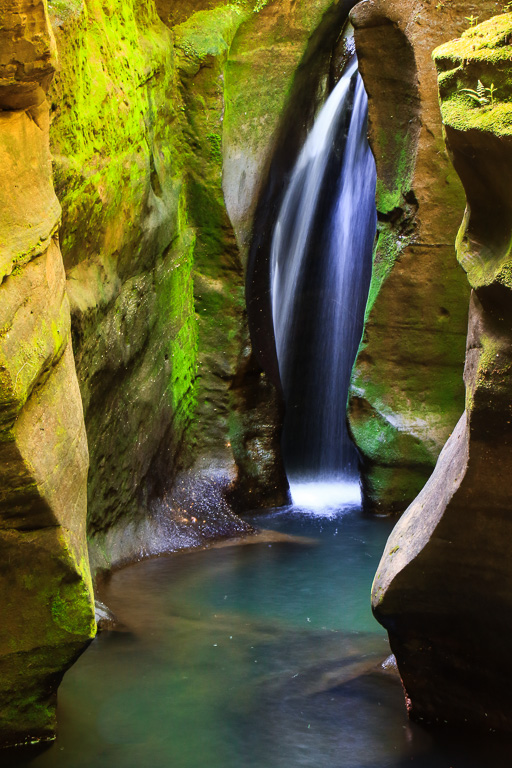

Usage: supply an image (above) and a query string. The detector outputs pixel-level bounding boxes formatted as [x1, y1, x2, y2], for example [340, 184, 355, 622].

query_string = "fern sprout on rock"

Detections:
[459, 80, 497, 108]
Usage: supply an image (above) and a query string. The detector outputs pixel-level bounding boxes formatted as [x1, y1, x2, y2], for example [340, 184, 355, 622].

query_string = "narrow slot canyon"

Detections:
[2, 1, 512, 767]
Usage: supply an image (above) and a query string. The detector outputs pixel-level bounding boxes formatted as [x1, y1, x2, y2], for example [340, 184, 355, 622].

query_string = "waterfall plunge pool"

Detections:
[5, 503, 512, 768]
[289, 480, 361, 510]
[270, 57, 376, 485]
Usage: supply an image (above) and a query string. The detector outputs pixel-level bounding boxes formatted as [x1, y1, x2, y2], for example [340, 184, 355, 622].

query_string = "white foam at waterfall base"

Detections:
[270, 54, 376, 485]
[290, 479, 361, 515]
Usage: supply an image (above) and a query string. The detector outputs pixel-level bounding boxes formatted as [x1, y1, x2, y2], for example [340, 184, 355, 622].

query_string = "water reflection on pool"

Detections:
[5, 504, 512, 768]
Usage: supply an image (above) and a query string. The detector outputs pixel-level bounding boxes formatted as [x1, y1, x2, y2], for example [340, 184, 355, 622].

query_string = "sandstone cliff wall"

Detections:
[372, 11, 512, 732]
[348, 0, 503, 513]
[1, 0, 358, 745]
[0, 0, 95, 747]
[46, 0, 355, 566]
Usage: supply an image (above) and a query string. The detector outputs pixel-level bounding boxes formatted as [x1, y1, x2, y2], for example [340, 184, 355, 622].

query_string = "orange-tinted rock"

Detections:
[0, 0, 94, 747]
[0, 0, 57, 110]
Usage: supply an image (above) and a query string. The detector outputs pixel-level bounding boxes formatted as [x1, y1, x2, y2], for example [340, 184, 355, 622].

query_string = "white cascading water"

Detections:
[271, 56, 377, 509]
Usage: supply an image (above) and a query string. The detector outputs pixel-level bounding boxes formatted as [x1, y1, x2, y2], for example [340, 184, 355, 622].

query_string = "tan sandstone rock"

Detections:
[371, 11, 512, 732]
[0, 0, 94, 748]
[348, 0, 501, 513]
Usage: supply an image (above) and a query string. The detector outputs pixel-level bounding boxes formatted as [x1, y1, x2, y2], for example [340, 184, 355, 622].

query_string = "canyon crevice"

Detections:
[372, 10, 512, 731]
[2, 0, 512, 749]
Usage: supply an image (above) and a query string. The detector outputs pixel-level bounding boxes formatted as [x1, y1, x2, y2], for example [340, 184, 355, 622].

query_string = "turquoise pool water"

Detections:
[5, 503, 512, 768]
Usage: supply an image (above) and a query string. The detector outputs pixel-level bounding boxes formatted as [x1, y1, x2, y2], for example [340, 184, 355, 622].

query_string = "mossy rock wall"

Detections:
[0, 0, 95, 748]
[48, 0, 206, 569]
[348, 0, 505, 514]
[47, 0, 348, 566]
[371, 13, 512, 732]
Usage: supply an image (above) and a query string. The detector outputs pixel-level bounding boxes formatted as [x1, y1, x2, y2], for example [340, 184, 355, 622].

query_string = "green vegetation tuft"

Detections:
[433, 13, 512, 137]
[434, 13, 512, 66]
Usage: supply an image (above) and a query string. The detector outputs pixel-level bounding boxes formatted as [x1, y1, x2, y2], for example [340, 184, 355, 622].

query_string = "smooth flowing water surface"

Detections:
[271, 57, 376, 484]
[6, 503, 512, 768]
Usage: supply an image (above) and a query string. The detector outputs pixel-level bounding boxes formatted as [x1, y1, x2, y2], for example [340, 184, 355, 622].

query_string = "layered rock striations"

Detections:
[372, 12, 512, 732]
[46, 0, 289, 568]
[348, 0, 503, 513]
[45, 0, 357, 565]
[1, 0, 358, 746]
[0, 0, 95, 747]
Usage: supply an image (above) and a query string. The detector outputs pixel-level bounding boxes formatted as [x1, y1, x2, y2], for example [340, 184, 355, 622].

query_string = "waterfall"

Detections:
[271, 56, 377, 508]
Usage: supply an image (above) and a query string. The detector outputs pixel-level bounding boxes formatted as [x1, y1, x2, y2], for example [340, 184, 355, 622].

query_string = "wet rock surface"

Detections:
[348, 0, 500, 513]
[45, 0, 341, 566]
[372, 12, 512, 733]
[94, 601, 119, 632]
[0, 0, 95, 747]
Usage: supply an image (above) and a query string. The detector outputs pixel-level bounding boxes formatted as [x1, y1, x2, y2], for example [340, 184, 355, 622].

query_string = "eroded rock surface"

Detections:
[372, 12, 512, 732]
[45, 0, 356, 570]
[46, 0, 301, 569]
[348, 0, 502, 513]
[0, 0, 95, 747]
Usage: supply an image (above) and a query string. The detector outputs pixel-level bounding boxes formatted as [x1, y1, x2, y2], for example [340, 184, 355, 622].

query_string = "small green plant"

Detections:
[459, 80, 498, 108]
[487, 83, 498, 108]
[465, 14, 479, 27]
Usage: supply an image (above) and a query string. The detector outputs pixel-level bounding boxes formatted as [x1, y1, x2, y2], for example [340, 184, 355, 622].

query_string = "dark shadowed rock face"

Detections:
[348, 0, 503, 514]
[372, 12, 512, 733]
[46, 0, 296, 569]
[0, 0, 95, 748]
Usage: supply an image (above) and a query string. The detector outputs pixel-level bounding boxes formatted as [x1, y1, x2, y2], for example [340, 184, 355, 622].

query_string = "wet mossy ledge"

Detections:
[434, 12, 512, 290]
[435, 12, 512, 139]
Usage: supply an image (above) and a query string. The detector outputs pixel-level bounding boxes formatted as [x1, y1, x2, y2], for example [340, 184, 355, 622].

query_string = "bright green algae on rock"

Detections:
[48, 0, 294, 551]
[434, 13, 512, 138]
[174, 4, 246, 64]
[435, 12, 512, 68]
[433, 12, 512, 291]
[172, 1, 250, 465]
[1, 526, 95, 746]
[48, 0, 201, 538]
[47, 0, 374, 563]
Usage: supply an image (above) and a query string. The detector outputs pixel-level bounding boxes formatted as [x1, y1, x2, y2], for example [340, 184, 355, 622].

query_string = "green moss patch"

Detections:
[434, 13, 512, 67]
[434, 13, 512, 137]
